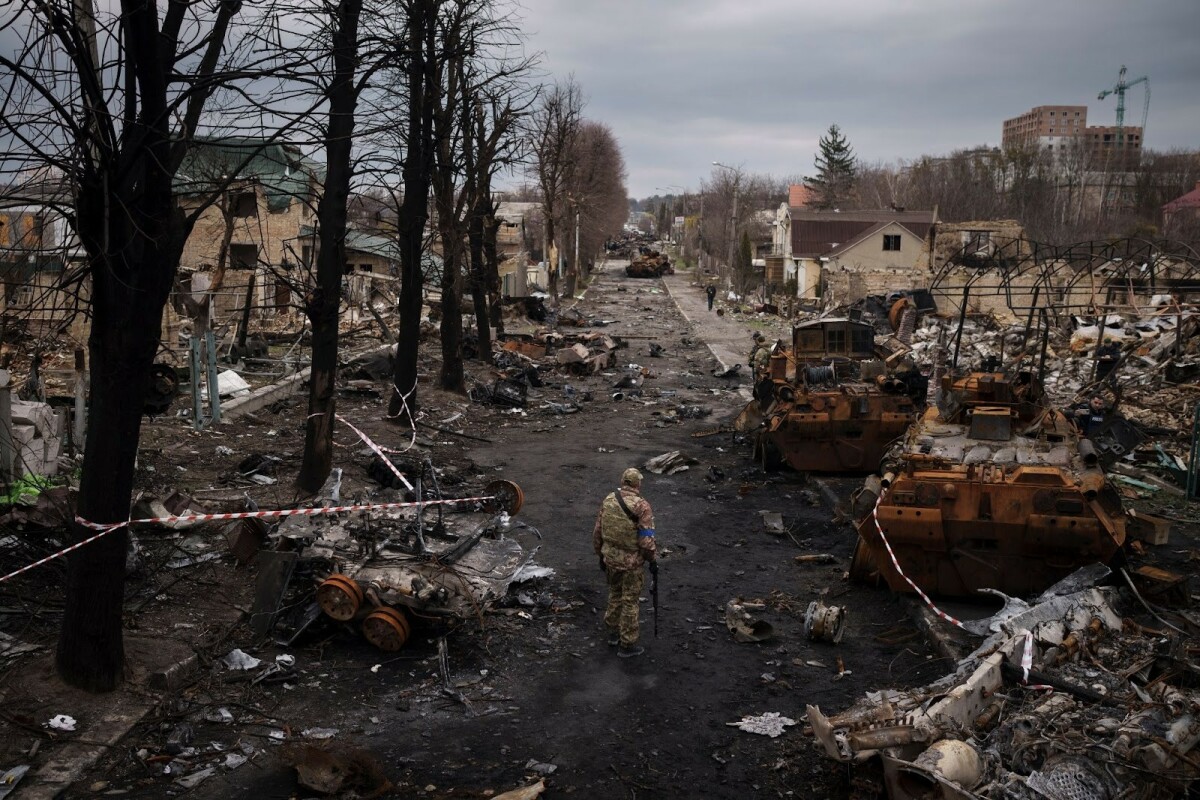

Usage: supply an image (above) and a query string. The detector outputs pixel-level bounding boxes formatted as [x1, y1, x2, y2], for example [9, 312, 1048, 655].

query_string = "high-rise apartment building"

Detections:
[1002, 105, 1088, 148]
[1002, 105, 1141, 162]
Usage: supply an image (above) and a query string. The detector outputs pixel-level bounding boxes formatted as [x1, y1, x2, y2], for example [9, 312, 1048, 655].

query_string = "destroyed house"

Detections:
[175, 138, 324, 322]
[1164, 180, 1200, 235]
[495, 201, 541, 297]
[0, 186, 89, 336]
[789, 209, 936, 304]
[294, 225, 401, 277]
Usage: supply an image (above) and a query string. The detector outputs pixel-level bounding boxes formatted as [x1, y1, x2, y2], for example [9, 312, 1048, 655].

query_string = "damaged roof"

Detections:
[176, 138, 324, 212]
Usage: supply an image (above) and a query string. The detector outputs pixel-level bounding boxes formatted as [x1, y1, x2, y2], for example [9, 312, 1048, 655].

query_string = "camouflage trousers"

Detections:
[604, 567, 645, 647]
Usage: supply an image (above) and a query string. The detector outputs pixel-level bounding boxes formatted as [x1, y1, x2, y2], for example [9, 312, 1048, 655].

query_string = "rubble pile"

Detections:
[471, 332, 624, 408]
[9, 399, 64, 477]
[808, 575, 1200, 798]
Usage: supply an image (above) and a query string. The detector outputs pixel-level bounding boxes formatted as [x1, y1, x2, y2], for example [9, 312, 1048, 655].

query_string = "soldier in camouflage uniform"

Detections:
[752, 338, 773, 376]
[748, 333, 765, 367]
[593, 467, 658, 658]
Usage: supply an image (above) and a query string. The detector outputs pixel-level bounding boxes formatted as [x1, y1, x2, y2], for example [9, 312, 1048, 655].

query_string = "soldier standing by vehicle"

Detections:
[748, 333, 766, 371]
[593, 468, 658, 658]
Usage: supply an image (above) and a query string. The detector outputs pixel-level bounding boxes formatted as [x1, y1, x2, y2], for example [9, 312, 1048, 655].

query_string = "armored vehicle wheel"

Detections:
[848, 536, 881, 586]
[754, 433, 784, 472]
[362, 606, 411, 652]
[484, 479, 524, 515]
[316, 574, 363, 621]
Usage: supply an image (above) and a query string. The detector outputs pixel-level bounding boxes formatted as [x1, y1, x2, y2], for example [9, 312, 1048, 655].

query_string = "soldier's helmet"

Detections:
[621, 468, 643, 486]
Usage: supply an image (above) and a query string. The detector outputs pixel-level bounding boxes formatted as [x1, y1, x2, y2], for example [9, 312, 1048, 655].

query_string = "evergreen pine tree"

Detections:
[807, 124, 858, 210]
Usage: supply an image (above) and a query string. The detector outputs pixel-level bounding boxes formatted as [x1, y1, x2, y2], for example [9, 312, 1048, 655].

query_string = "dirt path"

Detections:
[70, 260, 942, 799]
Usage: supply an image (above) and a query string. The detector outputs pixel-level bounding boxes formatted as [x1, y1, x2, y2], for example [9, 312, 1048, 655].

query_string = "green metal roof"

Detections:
[175, 138, 323, 212]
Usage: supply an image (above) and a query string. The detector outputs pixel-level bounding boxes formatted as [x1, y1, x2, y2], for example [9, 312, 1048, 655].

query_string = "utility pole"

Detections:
[574, 208, 580, 283]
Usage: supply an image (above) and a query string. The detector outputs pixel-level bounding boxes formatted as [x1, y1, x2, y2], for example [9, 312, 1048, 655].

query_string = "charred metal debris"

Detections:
[808, 567, 1200, 799]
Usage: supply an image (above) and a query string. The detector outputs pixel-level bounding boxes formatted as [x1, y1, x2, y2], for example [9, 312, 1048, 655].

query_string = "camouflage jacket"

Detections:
[593, 487, 657, 571]
[752, 345, 772, 372]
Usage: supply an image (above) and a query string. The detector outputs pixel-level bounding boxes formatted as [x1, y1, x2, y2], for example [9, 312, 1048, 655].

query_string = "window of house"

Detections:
[358, 263, 372, 272]
[826, 328, 847, 353]
[965, 230, 991, 253]
[231, 191, 257, 218]
[882, 234, 902, 251]
[230, 243, 257, 269]
[851, 327, 872, 354]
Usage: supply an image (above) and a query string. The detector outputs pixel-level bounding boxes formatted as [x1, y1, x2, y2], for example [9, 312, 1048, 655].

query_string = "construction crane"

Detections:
[1098, 65, 1150, 150]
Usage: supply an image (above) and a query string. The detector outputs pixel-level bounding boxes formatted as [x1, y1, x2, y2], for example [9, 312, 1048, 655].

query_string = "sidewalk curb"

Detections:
[18, 613, 244, 796]
[22, 705, 155, 800]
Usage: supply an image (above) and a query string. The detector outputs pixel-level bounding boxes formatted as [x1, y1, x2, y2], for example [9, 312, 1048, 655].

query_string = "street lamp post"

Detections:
[712, 162, 741, 293]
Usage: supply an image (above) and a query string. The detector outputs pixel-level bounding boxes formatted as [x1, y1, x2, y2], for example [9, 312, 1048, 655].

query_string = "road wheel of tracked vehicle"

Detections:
[754, 433, 785, 472]
[316, 574, 363, 621]
[848, 537, 881, 586]
[143, 363, 180, 416]
[484, 479, 524, 515]
[362, 606, 411, 652]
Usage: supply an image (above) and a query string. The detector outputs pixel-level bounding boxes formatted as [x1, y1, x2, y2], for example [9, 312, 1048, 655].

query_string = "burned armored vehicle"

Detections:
[850, 367, 1127, 599]
[625, 249, 673, 278]
[743, 318, 925, 472]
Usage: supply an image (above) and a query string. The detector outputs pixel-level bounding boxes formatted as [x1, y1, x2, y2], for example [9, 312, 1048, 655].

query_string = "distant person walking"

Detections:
[706, 283, 717, 311]
[593, 468, 658, 658]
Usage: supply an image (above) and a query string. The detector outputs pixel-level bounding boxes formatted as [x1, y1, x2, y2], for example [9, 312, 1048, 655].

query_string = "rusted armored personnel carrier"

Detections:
[743, 318, 924, 472]
[850, 367, 1127, 598]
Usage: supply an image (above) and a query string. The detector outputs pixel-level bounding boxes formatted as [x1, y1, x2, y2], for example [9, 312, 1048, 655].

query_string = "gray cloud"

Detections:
[517, 0, 1200, 197]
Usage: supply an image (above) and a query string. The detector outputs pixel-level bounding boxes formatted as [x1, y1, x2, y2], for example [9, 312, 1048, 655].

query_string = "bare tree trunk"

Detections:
[390, 0, 438, 425]
[236, 270, 256, 352]
[467, 201, 491, 359]
[297, 0, 362, 493]
[484, 207, 503, 335]
[437, 238, 465, 391]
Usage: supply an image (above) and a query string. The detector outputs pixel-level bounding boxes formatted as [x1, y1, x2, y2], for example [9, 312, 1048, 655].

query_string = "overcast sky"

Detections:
[514, 0, 1199, 199]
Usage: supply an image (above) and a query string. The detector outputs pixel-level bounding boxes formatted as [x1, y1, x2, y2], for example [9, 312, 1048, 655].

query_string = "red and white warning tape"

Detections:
[870, 492, 964, 629]
[0, 494, 494, 585]
[1, 416, 477, 585]
[335, 413, 414, 492]
[870, 490, 1051, 691]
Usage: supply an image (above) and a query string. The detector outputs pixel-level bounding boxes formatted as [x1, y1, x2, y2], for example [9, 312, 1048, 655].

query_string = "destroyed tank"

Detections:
[741, 318, 925, 472]
[849, 367, 1127, 598]
[625, 249, 673, 278]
